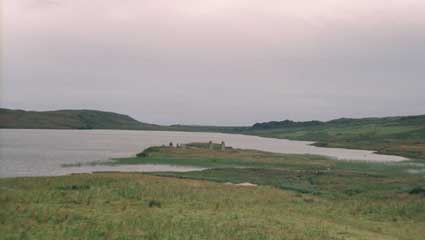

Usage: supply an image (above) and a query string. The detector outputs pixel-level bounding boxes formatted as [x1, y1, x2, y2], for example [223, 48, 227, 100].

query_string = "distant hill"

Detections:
[0, 108, 159, 130]
[246, 115, 425, 159]
[251, 115, 425, 130]
[252, 120, 323, 129]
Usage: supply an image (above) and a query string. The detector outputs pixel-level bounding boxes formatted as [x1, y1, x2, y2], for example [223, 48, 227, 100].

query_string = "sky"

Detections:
[1, 0, 425, 125]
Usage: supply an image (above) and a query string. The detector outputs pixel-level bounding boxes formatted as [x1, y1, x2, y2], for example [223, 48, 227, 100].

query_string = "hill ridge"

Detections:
[0, 108, 158, 130]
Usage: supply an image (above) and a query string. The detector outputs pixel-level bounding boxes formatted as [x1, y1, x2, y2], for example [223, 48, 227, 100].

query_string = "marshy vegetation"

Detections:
[116, 143, 425, 197]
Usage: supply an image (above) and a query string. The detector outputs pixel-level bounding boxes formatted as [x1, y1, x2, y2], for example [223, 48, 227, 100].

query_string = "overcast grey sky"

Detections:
[1, 0, 425, 125]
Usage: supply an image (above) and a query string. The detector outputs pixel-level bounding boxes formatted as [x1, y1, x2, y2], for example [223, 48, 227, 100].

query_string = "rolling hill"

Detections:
[244, 115, 425, 159]
[0, 108, 159, 130]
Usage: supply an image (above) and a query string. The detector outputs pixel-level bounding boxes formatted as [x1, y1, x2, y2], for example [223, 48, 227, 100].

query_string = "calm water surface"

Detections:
[0, 129, 407, 178]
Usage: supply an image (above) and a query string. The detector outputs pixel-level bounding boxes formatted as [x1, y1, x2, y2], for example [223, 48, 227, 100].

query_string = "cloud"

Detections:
[1, 0, 425, 125]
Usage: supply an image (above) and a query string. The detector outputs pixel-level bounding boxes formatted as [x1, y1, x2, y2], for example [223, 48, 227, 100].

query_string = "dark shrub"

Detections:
[344, 188, 363, 196]
[148, 200, 161, 208]
[409, 187, 425, 196]
[57, 184, 90, 191]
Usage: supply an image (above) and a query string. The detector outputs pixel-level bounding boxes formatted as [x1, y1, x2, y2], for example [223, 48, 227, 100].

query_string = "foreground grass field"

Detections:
[1, 172, 424, 240]
[1, 143, 424, 240]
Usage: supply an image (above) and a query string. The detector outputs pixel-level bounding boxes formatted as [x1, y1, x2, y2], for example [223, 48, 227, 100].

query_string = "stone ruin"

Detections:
[207, 141, 226, 151]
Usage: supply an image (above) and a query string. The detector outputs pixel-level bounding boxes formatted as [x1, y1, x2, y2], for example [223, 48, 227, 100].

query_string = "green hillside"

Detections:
[243, 115, 425, 159]
[0, 108, 159, 130]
